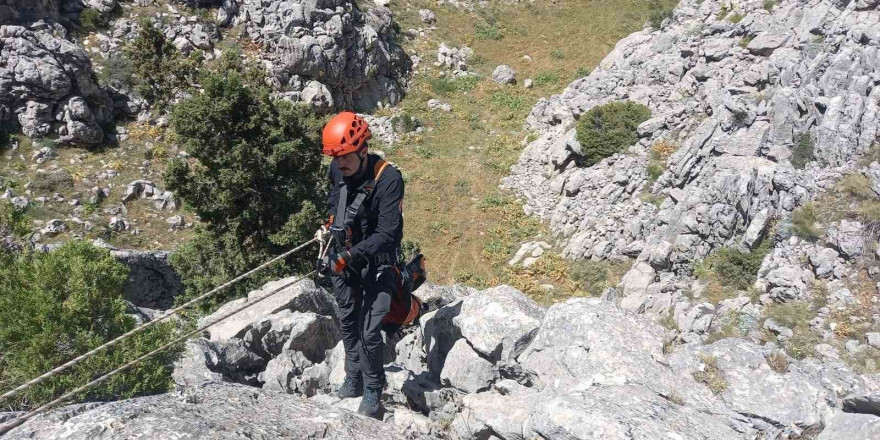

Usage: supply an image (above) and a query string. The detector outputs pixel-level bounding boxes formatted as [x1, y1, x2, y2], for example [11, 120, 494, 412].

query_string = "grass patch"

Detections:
[648, 0, 675, 29]
[79, 8, 109, 34]
[575, 67, 591, 78]
[692, 354, 728, 394]
[791, 203, 822, 241]
[763, 300, 820, 360]
[429, 75, 482, 96]
[568, 259, 633, 297]
[577, 101, 652, 167]
[729, 13, 744, 24]
[647, 139, 678, 182]
[491, 91, 529, 112]
[763, 0, 777, 11]
[738, 35, 754, 49]
[475, 21, 503, 40]
[717, 4, 730, 21]
[533, 70, 560, 87]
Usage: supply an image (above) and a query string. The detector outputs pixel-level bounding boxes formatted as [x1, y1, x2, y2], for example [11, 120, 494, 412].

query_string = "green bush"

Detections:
[165, 55, 324, 309]
[533, 70, 560, 87]
[429, 76, 481, 96]
[576, 101, 652, 166]
[0, 241, 179, 410]
[699, 240, 771, 291]
[550, 50, 565, 59]
[791, 132, 813, 169]
[390, 114, 421, 133]
[126, 19, 202, 110]
[79, 8, 108, 34]
[98, 54, 135, 90]
[475, 22, 503, 40]
[791, 203, 822, 241]
[648, 1, 675, 29]
[575, 67, 591, 79]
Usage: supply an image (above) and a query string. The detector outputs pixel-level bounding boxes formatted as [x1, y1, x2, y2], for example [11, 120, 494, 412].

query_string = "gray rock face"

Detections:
[104, 246, 183, 309]
[3, 383, 403, 440]
[0, 0, 64, 25]
[502, 0, 880, 281]
[200, 278, 336, 342]
[233, 0, 411, 111]
[452, 285, 544, 363]
[817, 412, 880, 440]
[440, 339, 495, 393]
[0, 24, 114, 143]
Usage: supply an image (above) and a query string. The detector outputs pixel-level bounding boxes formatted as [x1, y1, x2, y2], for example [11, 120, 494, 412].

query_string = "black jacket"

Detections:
[327, 153, 404, 264]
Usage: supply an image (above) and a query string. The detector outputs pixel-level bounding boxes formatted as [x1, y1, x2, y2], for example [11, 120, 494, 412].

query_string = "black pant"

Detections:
[331, 265, 395, 390]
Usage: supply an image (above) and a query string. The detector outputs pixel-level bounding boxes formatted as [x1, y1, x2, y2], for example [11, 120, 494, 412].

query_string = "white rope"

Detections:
[0, 237, 318, 402]
[0, 269, 317, 436]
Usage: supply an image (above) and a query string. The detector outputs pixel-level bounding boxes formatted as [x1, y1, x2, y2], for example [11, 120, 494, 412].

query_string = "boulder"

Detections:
[440, 339, 495, 393]
[746, 33, 790, 56]
[452, 285, 544, 363]
[492, 65, 517, 85]
[2, 383, 404, 440]
[843, 391, 880, 416]
[817, 413, 880, 440]
[200, 278, 335, 342]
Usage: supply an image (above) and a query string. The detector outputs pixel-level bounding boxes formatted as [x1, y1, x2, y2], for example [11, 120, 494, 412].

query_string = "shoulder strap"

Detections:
[333, 183, 348, 228]
[336, 159, 393, 229]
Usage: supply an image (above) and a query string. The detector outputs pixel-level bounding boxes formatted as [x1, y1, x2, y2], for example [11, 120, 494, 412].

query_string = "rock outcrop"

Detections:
[232, 0, 411, 111]
[0, 23, 120, 144]
[504, 0, 880, 270]
[2, 382, 403, 440]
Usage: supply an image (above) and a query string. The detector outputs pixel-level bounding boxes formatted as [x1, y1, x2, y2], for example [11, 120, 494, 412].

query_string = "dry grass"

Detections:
[386, 0, 672, 285]
[692, 354, 728, 395]
[0, 125, 192, 250]
[765, 350, 789, 373]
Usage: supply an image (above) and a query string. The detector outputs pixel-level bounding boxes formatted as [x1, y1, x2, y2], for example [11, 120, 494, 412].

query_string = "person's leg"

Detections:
[331, 274, 363, 396]
[357, 266, 395, 416]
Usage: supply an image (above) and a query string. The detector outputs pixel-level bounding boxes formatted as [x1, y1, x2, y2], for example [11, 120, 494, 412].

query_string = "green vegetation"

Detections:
[738, 35, 754, 49]
[165, 54, 324, 310]
[533, 70, 560, 87]
[577, 101, 652, 167]
[692, 354, 728, 394]
[79, 8, 108, 34]
[763, 300, 820, 360]
[648, 0, 675, 29]
[475, 21, 503, 40]
[31, 169, 74, 192]
[729, 13, 744, 24]
[390, 113, 421, 134]
[791, 132, 814, 169]
[647, 140, 678, 182]
[428, 75, 482, 95]
[550, 50, 565, 60]
[97, 54, 135, 90]
[791, 203, 822, 241]
[763, 0, 777, 11]
[491, 91, 528, 112]
[126, 19, 203, 110]
[697, 241, 771, 292]
[0, 241, 179, 410]
[575, 67, 591, 78]
[717, 4, 730, 20]
[568, 259, 633, 297]
[0, 200, 29, 239]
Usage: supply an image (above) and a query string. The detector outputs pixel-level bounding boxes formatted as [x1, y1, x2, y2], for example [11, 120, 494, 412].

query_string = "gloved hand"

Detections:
[314, 224, 331, 242]
[327, 250, 351, 275]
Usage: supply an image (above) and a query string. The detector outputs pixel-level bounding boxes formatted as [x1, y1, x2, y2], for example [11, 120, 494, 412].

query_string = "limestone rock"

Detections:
[453, 285, 544, 363]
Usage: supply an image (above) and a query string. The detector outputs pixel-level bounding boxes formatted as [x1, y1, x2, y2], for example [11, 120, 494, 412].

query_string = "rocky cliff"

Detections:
[9, 278, 880, 439]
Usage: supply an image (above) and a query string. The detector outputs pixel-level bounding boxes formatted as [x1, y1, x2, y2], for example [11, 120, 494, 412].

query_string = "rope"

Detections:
[0, 269, 317, 436]
[0, 238, 318, 403]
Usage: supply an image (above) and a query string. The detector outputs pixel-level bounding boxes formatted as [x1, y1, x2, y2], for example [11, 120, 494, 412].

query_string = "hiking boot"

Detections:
[357, 386, 382, 417]
[337, 375, 363, 398]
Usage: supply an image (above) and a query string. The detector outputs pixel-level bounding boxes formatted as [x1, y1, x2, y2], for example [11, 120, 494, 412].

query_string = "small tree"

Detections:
[125, 19, 202, 110]
[165, 54, 324, 308]
[0, 241, 179, 410]
[577, 101, 652, 167]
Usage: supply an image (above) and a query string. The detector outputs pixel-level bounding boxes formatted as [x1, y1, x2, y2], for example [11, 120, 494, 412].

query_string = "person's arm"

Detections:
[347, 169, 404, 262]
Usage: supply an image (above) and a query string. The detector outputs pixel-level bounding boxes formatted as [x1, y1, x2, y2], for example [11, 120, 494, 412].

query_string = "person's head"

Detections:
[322, 112, 372, 177]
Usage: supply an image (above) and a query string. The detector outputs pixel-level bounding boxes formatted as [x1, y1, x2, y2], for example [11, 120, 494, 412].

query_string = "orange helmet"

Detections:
[322, 112, 372, 157]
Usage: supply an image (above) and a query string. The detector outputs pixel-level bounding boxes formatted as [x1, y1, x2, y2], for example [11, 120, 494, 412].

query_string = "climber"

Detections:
[315, 111, 405, 418]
